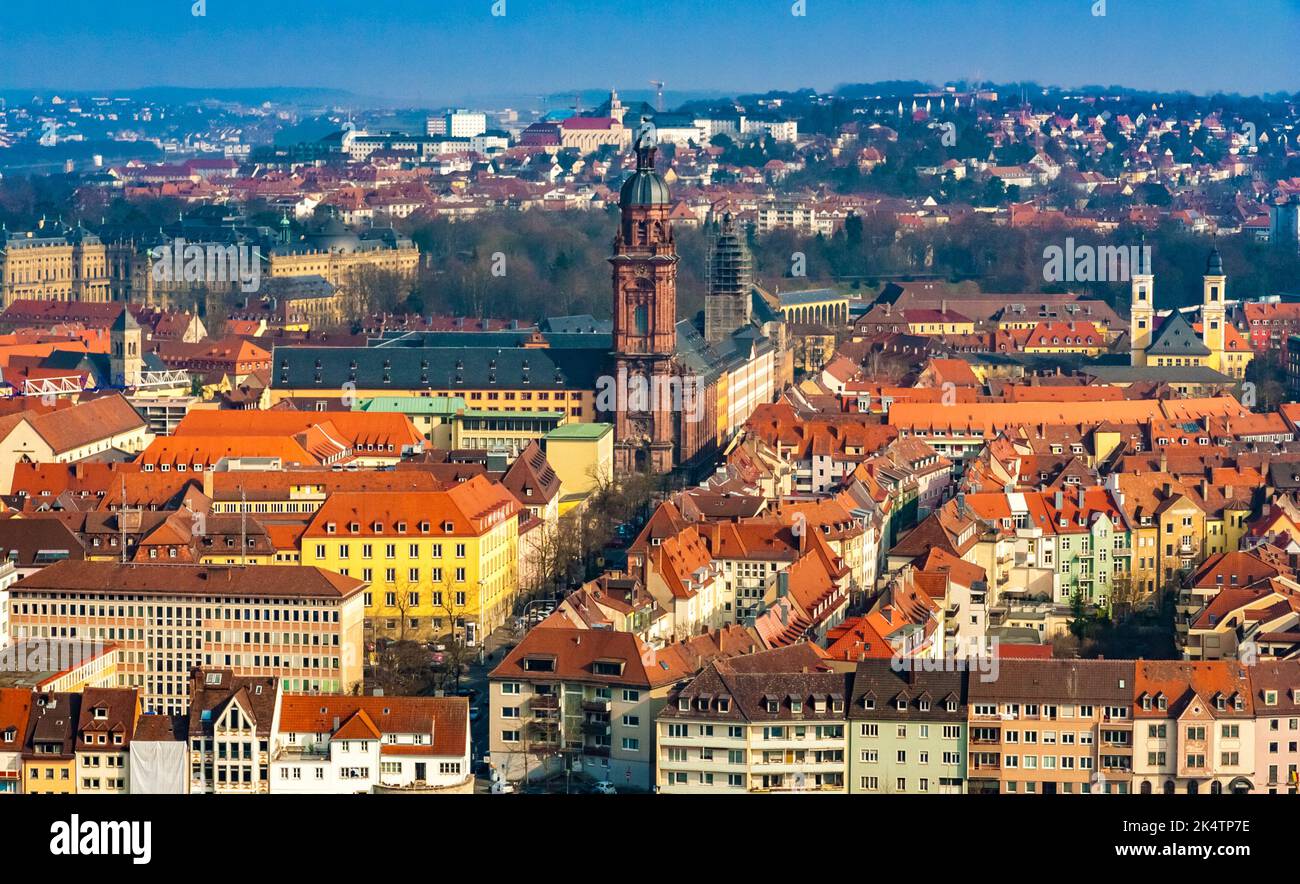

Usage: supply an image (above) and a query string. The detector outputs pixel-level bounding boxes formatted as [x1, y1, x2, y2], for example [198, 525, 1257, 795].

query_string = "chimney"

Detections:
[1225, 485, 1234, 499]
[1200, 479, 1209, 498]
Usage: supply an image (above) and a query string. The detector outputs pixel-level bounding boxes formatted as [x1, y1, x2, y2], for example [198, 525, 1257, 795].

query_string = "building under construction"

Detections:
[704, 212, 753, 343]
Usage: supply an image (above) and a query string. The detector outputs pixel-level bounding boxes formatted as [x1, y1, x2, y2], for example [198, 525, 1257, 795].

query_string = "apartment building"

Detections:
[21, 691, 79, 795]
[7, 560, 366, 713]
[967, 659, 1135, 795]
[187, 669, 280, 794]
[847, 661, 968, 794]
[1131, 660, 1255, 794]
[298, 476, 521, 644]
[0, 688, 32, 794]
[488, 627, 687, 790]
[656, 650, 849, 794]
[271, 695, 471, 794]
[73, 687, 139, 794]
[1247, 660, 1300, 794]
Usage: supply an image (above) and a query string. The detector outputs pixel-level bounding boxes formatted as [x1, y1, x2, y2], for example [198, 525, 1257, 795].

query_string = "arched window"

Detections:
[634, 304, 649, 336]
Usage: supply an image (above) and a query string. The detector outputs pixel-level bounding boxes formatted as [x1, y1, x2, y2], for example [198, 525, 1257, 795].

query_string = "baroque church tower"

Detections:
[610, 122, 679, 474]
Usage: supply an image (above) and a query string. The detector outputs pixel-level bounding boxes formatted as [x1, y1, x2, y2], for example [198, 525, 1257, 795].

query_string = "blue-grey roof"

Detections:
[541, 314, 613, 335]
[271, 345, 606, 391]
[1146, 311, 1210, 357]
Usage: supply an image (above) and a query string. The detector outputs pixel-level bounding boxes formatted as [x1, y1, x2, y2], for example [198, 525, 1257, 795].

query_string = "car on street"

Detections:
[592, 781, 617, 795]
[469, 706, 482, 722]
[490, 781, 515, 795]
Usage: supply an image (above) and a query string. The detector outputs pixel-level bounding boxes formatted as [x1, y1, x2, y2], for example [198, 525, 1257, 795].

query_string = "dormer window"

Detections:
[1266, 690, 1278, 706]
[717, 698, 731, 713]
[766, 700, 779, 714]
[1157, 696, 1167, 711]
[918, 699, 931, 712]
[896, 699, 907, 711]
[863, 698, 875, 710]
[945, 700, 957, 713]
[678, 698, 690, 711]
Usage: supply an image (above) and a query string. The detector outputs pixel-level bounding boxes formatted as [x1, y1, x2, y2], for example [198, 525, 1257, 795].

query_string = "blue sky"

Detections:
[1, 0, 1297, 103]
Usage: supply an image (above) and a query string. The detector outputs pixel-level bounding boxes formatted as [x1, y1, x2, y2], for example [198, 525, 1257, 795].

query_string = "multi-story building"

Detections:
[656, 657, 849, 794]
[847, 661, 968, 794]
[967, 659, 1135, 795]
[1247, 660, 1300, 794]
[271, 695, 471, 794]
[298, 476, 520, 644]
[74, 687, 139, 794]
[0, 222, 114, 307]
[21, 691, 79, 794]
[186, 669, 280, 794]
[1131, 660, 1255, 794]
[489, 627, 686, 790]
[0, 688, 32, 794]
[8, 561, 366, 713]
[265, 222, 419, 292]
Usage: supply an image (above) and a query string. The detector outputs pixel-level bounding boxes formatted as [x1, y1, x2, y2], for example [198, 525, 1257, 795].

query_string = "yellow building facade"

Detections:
[299, 477, 521, 644]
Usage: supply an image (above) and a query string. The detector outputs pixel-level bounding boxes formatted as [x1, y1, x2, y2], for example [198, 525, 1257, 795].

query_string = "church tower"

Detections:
[110, 306, 142, 387]
[1201, 245, 1227, 366]
[704, 212, 753, 344]
[1129, 241, 1154, 367]
[608, 89, 626, 126]
[610, 121, 678, 474]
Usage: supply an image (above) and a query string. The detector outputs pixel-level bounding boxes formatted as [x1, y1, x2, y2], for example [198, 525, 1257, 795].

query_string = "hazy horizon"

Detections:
[2, 0, 1297, 106]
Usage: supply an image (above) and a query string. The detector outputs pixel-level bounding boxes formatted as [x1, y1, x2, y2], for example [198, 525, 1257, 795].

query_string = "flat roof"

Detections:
[545, 422, 613, 441]
[357, 396, 467, 414]
[0, 639, 116, 689]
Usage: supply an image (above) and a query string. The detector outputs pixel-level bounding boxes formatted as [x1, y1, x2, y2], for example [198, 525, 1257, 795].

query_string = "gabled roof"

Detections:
[1147, 311, 1211, 357]
[500, 441, 562, 506]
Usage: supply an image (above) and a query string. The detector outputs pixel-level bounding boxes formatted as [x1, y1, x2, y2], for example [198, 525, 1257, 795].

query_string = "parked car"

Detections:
[455, 687, 479, 702]
[469, 707, 482, 722]
[490, 781, 515, 795]
[591, 781, 617, 795]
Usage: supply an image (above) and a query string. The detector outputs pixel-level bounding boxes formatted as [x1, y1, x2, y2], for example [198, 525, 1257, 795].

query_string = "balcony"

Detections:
[581, 721, 611, 737]
[583, 745, 611, 758]
[582, 698, 611, 714]
[530, 694, 559, 711]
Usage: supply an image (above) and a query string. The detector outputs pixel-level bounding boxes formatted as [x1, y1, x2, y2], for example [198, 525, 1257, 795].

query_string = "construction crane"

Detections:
[649, 80, 665, 113]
